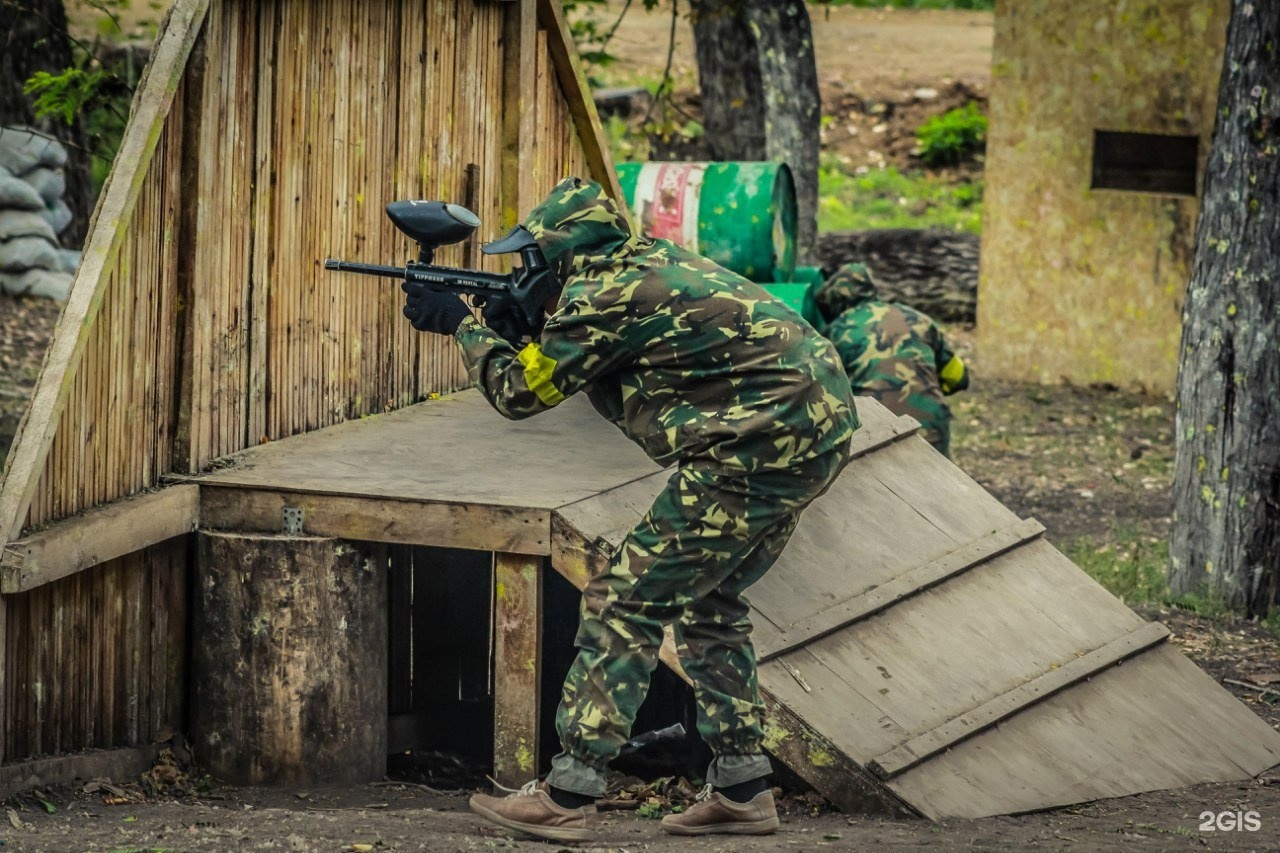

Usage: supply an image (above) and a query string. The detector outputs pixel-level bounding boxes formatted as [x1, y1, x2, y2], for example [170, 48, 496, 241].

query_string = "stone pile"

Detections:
[816, 227, 979, 323]
[0, 127, 81, 301]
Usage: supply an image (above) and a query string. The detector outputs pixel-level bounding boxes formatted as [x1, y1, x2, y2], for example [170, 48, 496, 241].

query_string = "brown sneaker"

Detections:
[661, 786, 780, 836]
[469, 780, 599, 842]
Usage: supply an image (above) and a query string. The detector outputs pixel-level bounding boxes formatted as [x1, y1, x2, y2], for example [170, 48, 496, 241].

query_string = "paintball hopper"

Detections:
[386, 200, 480, 262]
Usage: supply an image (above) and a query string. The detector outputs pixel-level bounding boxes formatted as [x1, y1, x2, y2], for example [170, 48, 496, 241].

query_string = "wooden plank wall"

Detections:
[25, 108, 184, 529]
[2, 539, 188, 762]
[22, 0, 594, 530]
[3, 0, 602, 764]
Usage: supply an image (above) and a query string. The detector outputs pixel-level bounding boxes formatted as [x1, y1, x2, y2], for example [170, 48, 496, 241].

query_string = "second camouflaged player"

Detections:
[399, 177, 857, 842]
[815, 262, 969, 457]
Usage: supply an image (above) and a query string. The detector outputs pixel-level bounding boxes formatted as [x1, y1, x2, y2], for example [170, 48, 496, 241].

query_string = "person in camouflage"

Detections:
[400, 177, 857, 842]
[814, 262, 969, 457]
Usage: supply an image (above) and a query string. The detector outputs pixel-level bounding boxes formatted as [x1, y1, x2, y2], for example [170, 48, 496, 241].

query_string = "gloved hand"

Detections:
[401, 281, 471, 335]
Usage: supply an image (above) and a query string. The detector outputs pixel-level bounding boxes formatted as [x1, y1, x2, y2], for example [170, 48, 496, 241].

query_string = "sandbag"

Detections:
[0, 209, 58, 242]
[0, 127, 69, 176]
[0, 234, 61, 272]
[40, 199, 73, 236]
[24, 166, 66, 205]
[0, 168, 45, 211]
[0, 267, 72, 301]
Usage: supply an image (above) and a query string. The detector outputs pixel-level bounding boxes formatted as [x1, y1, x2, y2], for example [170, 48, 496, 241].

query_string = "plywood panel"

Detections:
[188, 390, 661, 510]
[889, 643, 1280, 818]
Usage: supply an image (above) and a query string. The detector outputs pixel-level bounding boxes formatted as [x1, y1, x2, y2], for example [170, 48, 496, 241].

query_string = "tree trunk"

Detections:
[192, 532, 389, 785]
[1170, 0, 1280, 617]
[0, 0, 92, 247]
[690, 0, 820, 262]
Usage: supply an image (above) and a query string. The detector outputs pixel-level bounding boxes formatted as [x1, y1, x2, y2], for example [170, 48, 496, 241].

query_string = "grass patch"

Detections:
[1066, 527, 1169, 606]
[817, 163, 983, 233]
[1067, 528, 1262, 626]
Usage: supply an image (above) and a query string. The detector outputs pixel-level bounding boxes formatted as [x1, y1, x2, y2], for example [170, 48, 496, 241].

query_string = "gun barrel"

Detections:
[324, 259, 407, 278]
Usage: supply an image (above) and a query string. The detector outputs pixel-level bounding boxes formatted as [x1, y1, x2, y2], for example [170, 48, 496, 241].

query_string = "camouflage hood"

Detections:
[815, 262, 880, 323]
[521, 177, 640, 283]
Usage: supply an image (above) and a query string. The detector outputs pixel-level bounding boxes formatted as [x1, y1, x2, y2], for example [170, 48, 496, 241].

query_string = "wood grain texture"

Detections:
[192, 532, 387, 785]
[492, 552, 541, 788]
[184, 391, 661, 511]
[1, 486, 199, 594]
[868, 621, 1172, 779]
[199, 486, 551, 555]
[0, 744, 160, 799]
[757, 518, 1046, 661]
[3, 541, 188, 763]
[535, 0, 623, 200]
[890, 642, 1280, 818]
[0, 0, 211, 542]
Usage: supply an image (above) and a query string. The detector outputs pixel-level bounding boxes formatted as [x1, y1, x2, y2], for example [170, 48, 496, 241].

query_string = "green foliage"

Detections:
[916, 101, 988, 167]
[817, 162, 983, 233]
[23, 68, 108, 126]
[20, 0, 147, 194]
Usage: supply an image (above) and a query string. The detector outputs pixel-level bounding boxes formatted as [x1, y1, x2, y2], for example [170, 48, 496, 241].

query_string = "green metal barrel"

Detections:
[761, 266, 826, 331]
[616, 161, 796, 283]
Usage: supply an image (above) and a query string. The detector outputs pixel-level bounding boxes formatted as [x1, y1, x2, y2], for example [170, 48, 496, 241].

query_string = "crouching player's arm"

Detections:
[931, 325, 969, 395]
[453, 300, 634, 420]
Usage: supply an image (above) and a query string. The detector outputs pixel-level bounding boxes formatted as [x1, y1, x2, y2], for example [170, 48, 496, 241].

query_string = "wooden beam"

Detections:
[867, 621, 1173, 781]
[199, 485, 551, 555]
[501, 0, 538, 229]
[0, 486, 199, 594]
[246, 0, 276, 453]
[846, 414, 920, 461]
[0, 744, 160, 799]
[0, 0, 212, 543]
[762, 691, 916, 817]
[492, 552, 542, 789]
[758, 518, 1046, 661]
[535, 0, 624, 202]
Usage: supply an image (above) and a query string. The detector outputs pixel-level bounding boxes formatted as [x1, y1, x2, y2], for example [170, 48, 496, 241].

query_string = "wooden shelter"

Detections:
[978, 0, 1230, 393]
[2, 0, 1279, 820]
[0, 0, 617, 788]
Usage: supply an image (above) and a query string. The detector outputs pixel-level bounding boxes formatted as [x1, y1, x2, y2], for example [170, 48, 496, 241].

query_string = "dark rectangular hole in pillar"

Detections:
[386, 545, 494, 787]
[1091, 130, 1198, 195]
[386, 555, 710, 786]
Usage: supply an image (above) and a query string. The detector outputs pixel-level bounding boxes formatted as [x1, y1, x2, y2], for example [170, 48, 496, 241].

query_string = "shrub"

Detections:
[916, 101, 988, 167]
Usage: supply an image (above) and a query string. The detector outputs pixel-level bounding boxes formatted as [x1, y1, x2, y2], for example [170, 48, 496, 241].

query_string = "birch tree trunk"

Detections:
[690, 0, 820, 262]
[1170, 0, 1280, 617]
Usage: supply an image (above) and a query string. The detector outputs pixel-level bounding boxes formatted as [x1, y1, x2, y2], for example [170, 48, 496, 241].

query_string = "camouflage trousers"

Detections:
[546, 447, 848, 797]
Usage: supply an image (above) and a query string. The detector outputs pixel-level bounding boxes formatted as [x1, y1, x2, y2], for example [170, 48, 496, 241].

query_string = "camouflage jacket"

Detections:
[454, 177, 857, 474]
[814, 263, 968, 452]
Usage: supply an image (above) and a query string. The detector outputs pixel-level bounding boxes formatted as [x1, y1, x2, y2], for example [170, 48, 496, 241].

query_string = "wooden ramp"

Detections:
[181, 390, 1280, 818]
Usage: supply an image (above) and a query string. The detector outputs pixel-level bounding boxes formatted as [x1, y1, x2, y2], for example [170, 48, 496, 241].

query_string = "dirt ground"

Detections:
[6, 4, 1280, 852]
[593, 2, 991, 171]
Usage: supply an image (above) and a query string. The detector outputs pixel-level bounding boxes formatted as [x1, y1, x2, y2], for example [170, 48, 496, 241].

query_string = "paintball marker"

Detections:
[324, 201, 555, 343]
